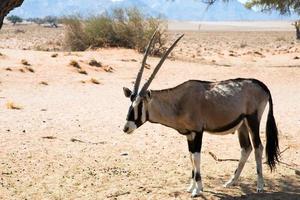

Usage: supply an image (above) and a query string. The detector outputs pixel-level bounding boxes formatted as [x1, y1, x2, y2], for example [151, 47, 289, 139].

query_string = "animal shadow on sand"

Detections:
[202, 174, 300, 200]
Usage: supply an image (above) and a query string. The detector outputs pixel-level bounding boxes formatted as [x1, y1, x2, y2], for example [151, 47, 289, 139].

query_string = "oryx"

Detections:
[123, 32, 280, 197]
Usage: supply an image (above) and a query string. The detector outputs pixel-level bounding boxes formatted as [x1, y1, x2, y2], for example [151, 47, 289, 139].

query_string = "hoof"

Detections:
[187, 181, 196, 193]
[223, 179, 237, 188]
[191, 188, 203, 198]
[257, 188, 264, 193]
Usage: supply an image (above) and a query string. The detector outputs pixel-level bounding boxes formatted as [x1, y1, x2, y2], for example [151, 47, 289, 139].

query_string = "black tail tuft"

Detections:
[266, 96, 280, 171]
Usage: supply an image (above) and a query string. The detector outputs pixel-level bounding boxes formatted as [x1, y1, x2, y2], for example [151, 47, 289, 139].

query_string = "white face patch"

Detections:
[132, 97, 141, 120]
[141, 101, 146, 123]
[124, 121, 137, 134]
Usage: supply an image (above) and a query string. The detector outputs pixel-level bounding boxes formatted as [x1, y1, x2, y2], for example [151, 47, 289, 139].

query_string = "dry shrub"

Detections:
[21, 59, 30, 66]
[62, 16, 90, 51]
[104, 66, 114, 73]
[39, 81, 48, 85]
[89, 59, 102, 67]
[25, 67, 35, 73]
[62, 8, 166, 54]
[90, 78, 100, 84]
[6, 101, 22, 110]
[78, 69, 88, 75]
[69, 60, 81, 68]
[51, 53, 58, 58]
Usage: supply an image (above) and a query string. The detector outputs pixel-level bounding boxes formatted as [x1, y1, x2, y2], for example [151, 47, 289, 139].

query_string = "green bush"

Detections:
[62, 8, 166, 53]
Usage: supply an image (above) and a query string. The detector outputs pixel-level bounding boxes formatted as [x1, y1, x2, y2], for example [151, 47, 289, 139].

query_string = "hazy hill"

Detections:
[10, 0, 297, 21]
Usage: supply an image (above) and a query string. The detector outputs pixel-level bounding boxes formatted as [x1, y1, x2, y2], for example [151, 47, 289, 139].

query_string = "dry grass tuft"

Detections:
[6, 101, 23, 110]
[25, 67, 35, 73]
[89, 59, 102, 67]
[78, 69, 88, 75]
[90, 78, 100, 84]
[19, 68, 25, 73]
[145, 63, 151, 69]
[69, 60, 81, 68]
[39, 81, 48, 85]
[21, 59, 31, 66]
[5, 67, 12, 71]
[104, 66, 114, 73]
[51, 53, 58, 58]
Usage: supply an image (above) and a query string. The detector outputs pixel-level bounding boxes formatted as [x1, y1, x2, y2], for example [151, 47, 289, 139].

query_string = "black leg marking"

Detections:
[192, 170, 195, 178]
[187, 132, 203, 153]
[246, 111, 261, 148]
[195, 172, 201, 182]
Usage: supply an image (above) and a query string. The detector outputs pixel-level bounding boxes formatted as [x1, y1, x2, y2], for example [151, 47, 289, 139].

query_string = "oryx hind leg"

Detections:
[186, 131, 203, 197]
[224, 122, 252, 187]
[246, 112, 264, 193]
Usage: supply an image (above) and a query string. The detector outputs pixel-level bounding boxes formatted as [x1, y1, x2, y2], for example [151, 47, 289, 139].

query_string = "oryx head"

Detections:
[123, 31, 184, 134]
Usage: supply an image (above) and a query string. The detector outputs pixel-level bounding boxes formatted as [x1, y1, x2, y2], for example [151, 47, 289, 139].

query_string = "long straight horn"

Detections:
[139, 34, 184, 95]
[131, 30, 158, 100]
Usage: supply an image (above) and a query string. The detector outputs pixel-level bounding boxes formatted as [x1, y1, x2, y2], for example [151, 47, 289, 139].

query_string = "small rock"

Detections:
[120, 152, 128, 156]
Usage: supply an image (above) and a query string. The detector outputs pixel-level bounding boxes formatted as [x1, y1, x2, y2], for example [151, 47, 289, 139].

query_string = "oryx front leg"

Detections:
[224, 123, 252, 187]
[187, 132, 203, 197]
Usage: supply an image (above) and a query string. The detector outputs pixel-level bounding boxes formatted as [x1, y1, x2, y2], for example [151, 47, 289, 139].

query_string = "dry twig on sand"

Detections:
[209, 151, 239, 162]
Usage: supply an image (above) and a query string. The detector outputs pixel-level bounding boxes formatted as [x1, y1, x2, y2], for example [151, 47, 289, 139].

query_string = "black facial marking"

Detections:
[195, 172, 201, 182]
[126, 106, 135, 121]
[126, 100, 145, 128]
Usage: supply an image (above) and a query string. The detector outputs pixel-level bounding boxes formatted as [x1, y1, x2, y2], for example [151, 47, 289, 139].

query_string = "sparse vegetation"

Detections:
[62, 8, 166, 53]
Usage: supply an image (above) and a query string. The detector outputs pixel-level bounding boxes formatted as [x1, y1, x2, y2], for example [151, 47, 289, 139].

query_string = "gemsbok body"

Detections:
[123, 32, 280, 197]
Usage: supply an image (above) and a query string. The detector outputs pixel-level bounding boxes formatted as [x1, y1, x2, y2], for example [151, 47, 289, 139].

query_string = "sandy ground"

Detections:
[0, 23, 299, 199]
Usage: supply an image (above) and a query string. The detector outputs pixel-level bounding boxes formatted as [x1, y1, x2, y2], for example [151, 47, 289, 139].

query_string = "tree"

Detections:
[244, 0, 300, 15]
[0, 0, 24, 29]
[44, 16, 58, 28]
[7, 15, 23, 25]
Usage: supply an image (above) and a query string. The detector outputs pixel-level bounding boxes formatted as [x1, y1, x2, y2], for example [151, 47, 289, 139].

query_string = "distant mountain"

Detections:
[10, 0, 298, 21]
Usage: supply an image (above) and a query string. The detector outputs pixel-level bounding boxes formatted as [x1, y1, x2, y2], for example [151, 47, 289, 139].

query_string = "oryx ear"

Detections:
[146, 90, 152, 101]
[123, 87, 132, 98]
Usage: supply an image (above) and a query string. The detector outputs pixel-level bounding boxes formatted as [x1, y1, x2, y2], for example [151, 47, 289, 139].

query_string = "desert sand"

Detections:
[0, 22, 299, 199]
